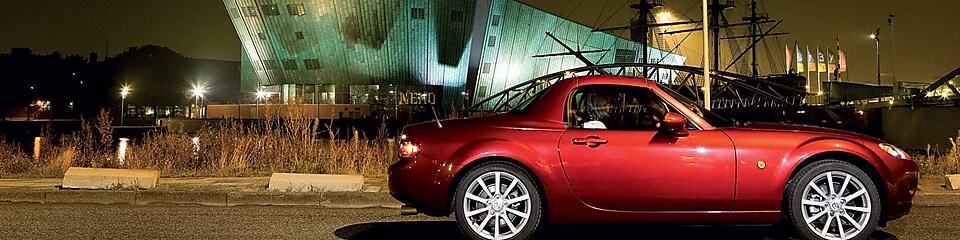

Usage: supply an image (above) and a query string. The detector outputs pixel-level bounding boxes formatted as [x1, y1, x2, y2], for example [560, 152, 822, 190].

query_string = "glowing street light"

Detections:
[869, 29, 881, 86]
[190, 84, 207, 118]
[254, 89, 269, 119]
[120, 86, 131, 125]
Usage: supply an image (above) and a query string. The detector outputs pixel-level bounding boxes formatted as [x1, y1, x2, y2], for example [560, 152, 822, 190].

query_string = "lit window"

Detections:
[283, 59, 298, 70]
[304, 59, 321, 70]
[411, 8, 425, 19]
[242, 6, 257, 17]
[287, 4, 306, 16]
[295, 31, 304, 40]
[261, 4, 281, 16]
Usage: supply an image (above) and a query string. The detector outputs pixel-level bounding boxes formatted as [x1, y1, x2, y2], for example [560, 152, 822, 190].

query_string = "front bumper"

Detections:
[884, 170, 919, 221]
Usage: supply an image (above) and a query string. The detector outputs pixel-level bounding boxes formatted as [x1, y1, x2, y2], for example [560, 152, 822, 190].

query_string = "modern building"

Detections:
[222, 0, 685, 117]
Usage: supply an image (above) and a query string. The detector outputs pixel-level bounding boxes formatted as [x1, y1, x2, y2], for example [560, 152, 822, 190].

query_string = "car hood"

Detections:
[728, 122, 875, 140]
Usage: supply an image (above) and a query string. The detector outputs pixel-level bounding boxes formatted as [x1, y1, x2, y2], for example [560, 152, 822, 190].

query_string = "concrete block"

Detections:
[0, 191, 48, 203]
[227, 192, 320, 206]
[62, 167, 160, 190]
[45, 190, 137, 204]
[946, 174, 960, 190]
[268, 173, 363, 192]
[137, 191, 227, 206]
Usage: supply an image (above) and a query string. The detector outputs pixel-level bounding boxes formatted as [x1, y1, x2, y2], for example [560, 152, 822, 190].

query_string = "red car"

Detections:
[389, 76, 918, 240]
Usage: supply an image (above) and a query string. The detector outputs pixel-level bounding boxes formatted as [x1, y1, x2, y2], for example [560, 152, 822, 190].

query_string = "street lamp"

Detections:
[255, 89, 268, 119]
[120, 86, 131, 125]
[870, 29, 880, 86]
[191, 85, 206, 118]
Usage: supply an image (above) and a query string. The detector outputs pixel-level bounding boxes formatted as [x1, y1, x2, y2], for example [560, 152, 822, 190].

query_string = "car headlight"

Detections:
[879, 143, 910, 160]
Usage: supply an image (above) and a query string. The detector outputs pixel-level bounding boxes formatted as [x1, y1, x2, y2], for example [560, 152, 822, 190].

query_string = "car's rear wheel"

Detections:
[454, 162, 542, 240]
[787, 160, 881, 240]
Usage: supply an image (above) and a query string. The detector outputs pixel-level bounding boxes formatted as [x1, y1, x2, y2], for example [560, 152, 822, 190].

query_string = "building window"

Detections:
[491, 15, 501, 26]
[411, 8, 425, 19]
[450, 10, 464, 22]
[487, 36, 496, 48]
[614, 49, 637, 63]
[242, 6, 258, 17]
[257, 32, 267, 40]
[287, 4, 305, 16]
[478, 86, 488, 99]
[264, 60, 279, 70]
[295, 31, 305, 39]
[304, 58, 321, 70]
[283, 59, 298, 70]
[481, 63, 492, 73]
[229, 8, 240, 18]
[261, 4, 281, 16]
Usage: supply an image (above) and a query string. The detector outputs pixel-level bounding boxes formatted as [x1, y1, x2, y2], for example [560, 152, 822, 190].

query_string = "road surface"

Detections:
[0, 203, 955, 239]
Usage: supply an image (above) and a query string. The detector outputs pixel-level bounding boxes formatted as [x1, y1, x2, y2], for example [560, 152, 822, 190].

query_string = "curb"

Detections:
[913, 192, 960, 207]
[0, 189, 401, 208]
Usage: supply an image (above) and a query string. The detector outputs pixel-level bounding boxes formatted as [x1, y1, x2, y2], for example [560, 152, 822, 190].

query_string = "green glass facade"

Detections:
[223, 0, 684, 111]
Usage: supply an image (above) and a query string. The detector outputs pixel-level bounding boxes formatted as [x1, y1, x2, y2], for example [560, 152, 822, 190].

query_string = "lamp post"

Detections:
[869, 29, 880, 86]
[255, 89, 267, 119]
[191, 85, 205, 118]
[120, 86, 130, 125]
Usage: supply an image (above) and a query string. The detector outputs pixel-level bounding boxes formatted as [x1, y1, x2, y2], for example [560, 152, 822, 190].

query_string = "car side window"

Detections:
[568, 85, 670, 131]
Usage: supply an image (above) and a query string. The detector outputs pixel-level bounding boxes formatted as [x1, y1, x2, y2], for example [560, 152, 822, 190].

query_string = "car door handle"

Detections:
[572, 136, 607, 148]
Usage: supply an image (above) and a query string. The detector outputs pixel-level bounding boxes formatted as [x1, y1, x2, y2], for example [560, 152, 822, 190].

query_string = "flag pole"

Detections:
[702, 0, 710, 110]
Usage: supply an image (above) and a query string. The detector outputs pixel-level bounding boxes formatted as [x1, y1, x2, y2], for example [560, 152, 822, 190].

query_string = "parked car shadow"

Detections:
[335, 221, 899, 240]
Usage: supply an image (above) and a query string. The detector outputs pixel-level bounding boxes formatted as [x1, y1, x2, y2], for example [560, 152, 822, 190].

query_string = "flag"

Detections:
[828, 50, 837, 73]
[796, 45, 804, 72]
[838, 50, 847, 72]
[785, 45, 792, 73]
[807, 47, 815, 72]
[817, 47, 827, 73]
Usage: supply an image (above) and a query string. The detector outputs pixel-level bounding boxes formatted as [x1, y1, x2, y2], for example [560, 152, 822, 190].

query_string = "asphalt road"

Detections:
[0, 203, 956, 239]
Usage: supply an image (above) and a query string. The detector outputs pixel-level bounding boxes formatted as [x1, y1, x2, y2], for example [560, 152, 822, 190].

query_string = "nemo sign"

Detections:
[398, 92, 436, 105]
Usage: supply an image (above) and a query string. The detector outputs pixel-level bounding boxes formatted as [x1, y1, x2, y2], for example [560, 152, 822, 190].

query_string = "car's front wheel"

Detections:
[787, 160, 881, 240]
[454, 162, 542, 240]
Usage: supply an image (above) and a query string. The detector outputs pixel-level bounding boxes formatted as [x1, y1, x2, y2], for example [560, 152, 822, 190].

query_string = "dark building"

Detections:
[222, 0, 685, 115]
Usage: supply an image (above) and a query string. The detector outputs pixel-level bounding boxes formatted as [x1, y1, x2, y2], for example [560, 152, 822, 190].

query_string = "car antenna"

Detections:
[416, 71, 443, 128]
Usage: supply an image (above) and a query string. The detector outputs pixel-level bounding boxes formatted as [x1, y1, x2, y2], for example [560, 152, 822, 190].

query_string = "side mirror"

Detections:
[661, 112, 689, 137]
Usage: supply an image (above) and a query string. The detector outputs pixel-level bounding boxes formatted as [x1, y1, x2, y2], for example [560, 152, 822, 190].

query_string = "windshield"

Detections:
[660, 86, 735, 128]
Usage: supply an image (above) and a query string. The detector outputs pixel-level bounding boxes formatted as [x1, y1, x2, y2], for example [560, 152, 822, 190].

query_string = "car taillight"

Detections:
[399, 134, 421, 158]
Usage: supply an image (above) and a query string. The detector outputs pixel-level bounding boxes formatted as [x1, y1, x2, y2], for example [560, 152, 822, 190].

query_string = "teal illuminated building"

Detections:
[222, 0, 685, 114]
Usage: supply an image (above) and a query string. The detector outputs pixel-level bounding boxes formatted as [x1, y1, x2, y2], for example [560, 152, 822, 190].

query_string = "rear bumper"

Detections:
[388, 157, 450, 216]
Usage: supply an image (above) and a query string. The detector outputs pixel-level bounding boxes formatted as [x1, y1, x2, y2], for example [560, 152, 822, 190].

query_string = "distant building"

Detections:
[222, 0, 685, 116]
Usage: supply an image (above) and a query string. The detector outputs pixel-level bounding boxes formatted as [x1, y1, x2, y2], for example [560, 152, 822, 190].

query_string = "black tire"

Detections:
[786, 160, 881, 240]
[454, 162, 543, 240]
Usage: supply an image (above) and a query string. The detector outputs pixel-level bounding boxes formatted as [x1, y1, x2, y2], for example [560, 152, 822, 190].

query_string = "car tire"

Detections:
[454, 161, 542, 240]
[786, 160, 881, 240]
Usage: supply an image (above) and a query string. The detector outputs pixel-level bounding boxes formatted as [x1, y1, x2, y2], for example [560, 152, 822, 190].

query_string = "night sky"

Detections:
[1, 0, 957, 84]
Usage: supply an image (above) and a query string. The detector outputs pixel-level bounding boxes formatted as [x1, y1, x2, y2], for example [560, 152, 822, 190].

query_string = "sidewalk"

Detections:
[0, 176, 956, 207]
[0, 176, 401, 208]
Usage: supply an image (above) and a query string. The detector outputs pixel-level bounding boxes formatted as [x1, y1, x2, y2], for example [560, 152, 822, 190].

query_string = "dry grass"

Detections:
[0, 106, 394, 178]
[914, 131, 960, 177]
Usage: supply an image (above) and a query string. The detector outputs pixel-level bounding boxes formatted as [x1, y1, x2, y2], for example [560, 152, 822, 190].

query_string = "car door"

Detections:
[558, 85, 736, 212]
